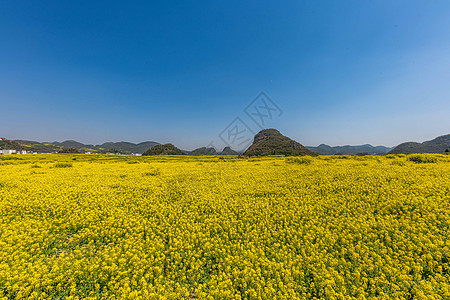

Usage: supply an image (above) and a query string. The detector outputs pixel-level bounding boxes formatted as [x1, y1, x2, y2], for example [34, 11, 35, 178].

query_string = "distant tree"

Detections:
[58, 148, 80, 154]
[445, 149, 449, 154]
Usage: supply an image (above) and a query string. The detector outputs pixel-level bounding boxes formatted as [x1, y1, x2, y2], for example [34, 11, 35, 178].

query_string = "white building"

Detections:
[0, 149, 17, 155]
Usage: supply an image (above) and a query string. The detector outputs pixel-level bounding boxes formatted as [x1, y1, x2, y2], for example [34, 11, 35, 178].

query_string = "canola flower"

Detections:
[0, 153, 449, 299]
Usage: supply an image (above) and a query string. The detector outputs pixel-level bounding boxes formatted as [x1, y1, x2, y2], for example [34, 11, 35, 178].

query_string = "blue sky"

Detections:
[1, 1, 450, 150]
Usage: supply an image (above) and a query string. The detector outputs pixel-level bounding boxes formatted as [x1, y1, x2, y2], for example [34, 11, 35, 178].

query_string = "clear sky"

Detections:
[1, 1, 450, 150]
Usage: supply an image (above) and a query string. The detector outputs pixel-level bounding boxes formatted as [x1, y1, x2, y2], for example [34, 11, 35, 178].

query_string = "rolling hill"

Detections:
[220, 146, 239, 155]
[4, 133, 448, 156]
[0, 138, 24, 151]
[96, 141, 160, 154]
[142, 144, 186, 155]
[3, 139, 160, 154]
[189, 147, 218, 156]
[389, 134, 450, 154]
[307, 144, 392, 155]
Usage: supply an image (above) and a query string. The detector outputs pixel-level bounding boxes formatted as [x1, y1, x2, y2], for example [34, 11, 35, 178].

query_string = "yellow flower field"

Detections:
[0, 154, 449, 299]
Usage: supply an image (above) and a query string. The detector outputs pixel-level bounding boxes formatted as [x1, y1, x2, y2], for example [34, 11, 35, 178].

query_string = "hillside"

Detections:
[307, 144, 392, 155]
[142, 144, 186, 155]
[189, 147, 218, 156]
[220, 146, 239, 155]
[7, 139, 159, 154]
[97, 141, 160, 154]
[0, 138, 24, 151]
[389, 134, 450, 154]
[5, 134, 448, 155]
[15, 140, 61, 153]
[243, 129, 316, 156]
[53, 140, 86, 149]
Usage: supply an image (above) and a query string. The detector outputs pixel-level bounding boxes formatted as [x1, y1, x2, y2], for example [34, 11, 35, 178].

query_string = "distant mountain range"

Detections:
[306, 144, 392, 155]
[388, 134, 450, 154]
[0, 139, 160, 154]
[1, 132, 449, 155]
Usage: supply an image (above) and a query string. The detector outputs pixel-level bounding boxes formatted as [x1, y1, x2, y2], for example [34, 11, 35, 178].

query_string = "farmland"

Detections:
[0, 154, 449, 299]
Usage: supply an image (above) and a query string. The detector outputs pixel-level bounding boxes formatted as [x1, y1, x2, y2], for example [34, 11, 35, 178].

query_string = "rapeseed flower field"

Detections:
[0, 154, 449, 299]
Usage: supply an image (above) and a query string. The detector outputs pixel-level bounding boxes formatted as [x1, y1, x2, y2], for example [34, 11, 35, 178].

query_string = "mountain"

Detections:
[306, 144, 335, 155]
[0, 138, 24, 151]
[389, 134, 450, 154]
[243, 129, 316, 156]
[142, 144, 186, 155]
[97, 141, 160, 154]
[189, 147, 218, 156]
[5, 133, 447, 156]
[6, 139, 160, 154]
[306, 144, 392, 155]
[186, 146, 239, 155]
[9, 139, 61, 152]
[53, 140, 86, 149]
[220, 146, 239, 155]
[374, 146, 393, 153]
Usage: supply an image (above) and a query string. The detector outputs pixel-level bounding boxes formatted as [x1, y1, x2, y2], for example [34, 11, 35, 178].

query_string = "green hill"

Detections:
[220, 146, 239, 155]
[307, 144, 392, 155]
[243, 129, 316, 156]
[6, 139, 159, 154]
[189, 147, 218, 156]
[53, 140, 86, 149]
[98, 141, 160, 154]
[0, 138, 24, 151]
[15, 140, 61, 152]
[389, 134, 450, 154]
[142, 144, 186, 155]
